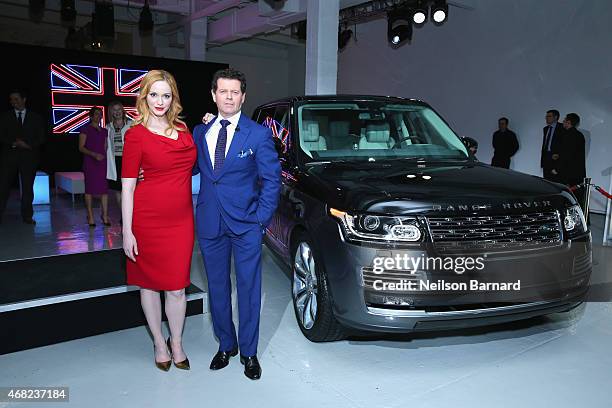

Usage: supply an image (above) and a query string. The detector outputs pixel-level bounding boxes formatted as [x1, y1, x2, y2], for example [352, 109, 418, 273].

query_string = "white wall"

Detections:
[338, 0, 612, 213]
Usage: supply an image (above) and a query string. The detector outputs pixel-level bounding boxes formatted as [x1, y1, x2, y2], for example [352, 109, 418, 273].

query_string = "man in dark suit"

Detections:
[193, 69, 281, 380]
[491, 117, 519, 169]
[540, 109, 564, 182]
[558, 113, 586, 186]
[0, 90, 45, 224]
[559, 113, 586, 203]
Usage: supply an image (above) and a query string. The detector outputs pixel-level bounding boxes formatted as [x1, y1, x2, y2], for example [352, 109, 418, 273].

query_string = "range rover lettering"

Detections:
[254, 96, 592, 342]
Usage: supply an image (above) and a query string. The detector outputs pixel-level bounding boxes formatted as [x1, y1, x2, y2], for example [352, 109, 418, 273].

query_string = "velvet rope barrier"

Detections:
[569, 183, 612, 199]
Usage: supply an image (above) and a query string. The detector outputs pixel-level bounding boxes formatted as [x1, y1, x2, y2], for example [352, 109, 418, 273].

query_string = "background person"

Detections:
[491, 117, 519, 169]
[540, 109, 564, 181]
[78, 106, 109, 227]
[0, 89, 45, 224]
[106, 101, 132, 213]
[559, 113, 587, 206]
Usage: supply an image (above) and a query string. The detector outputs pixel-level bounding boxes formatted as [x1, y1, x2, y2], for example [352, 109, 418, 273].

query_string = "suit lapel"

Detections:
[199, 118, 216, 176]
[218, 114, 250, 178]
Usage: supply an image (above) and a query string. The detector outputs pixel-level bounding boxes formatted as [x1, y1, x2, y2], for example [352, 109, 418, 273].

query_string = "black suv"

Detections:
[253, 95, 591, 342]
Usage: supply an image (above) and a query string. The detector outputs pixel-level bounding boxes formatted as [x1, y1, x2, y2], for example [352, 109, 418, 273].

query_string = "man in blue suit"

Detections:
[192, 68, 281, 380]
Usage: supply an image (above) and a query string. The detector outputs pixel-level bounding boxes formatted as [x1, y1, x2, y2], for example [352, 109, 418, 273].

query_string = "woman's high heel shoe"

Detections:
[87, 217, 96, 227]
[155, 342, 172, 372]
[100, 216, 111, 227]
[167, 337, 190, 370]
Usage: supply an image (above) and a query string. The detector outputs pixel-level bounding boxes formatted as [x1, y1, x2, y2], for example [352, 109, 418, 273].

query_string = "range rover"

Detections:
[253, 95, 591, 342]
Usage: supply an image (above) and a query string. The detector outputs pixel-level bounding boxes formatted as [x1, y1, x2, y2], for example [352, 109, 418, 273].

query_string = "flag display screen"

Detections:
[50, 64, 147, 134]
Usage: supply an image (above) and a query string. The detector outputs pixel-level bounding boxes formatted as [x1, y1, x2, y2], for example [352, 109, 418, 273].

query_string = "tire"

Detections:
[291, 231, 345, 342]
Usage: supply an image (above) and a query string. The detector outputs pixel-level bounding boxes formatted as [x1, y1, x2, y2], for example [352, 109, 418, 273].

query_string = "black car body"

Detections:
[252, 95, 591, 341]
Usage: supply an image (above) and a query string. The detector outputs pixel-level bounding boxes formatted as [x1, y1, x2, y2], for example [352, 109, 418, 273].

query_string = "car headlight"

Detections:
[564, 205, 587, 237]
[329, 208, 423, 243]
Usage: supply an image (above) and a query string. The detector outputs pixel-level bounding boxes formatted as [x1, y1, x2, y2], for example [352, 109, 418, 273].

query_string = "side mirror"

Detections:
[461, 136, 478, 156]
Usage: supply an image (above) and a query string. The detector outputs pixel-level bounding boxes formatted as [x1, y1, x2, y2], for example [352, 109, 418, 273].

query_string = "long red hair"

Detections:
[134, 70, 186, 135]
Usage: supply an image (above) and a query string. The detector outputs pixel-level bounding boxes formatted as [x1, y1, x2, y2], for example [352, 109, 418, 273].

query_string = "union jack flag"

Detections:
[50, 63, 147, 134]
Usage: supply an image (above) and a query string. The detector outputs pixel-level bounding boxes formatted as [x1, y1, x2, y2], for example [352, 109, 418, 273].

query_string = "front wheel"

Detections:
[291, 232, 344, 342]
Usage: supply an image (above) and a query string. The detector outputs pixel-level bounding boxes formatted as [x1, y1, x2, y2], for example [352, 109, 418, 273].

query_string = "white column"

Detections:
[185, 1, 207, 61]
[305, 0, 339, 95]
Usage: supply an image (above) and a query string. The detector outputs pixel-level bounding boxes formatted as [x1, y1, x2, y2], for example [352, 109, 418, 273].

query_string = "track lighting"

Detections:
[431, 0, 448, 25]
[338, 28, 353, 50]
[139, 0, 154, 33]
[387, 7, 412, 47]
[412, 1, 428, 26]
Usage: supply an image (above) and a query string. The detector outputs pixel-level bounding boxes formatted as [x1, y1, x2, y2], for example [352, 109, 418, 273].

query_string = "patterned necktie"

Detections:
[213, 119, 231, 172]
[17, 111, 23, 126]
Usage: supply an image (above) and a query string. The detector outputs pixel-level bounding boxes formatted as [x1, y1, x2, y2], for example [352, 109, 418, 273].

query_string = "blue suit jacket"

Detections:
[193, 114, 281, 239]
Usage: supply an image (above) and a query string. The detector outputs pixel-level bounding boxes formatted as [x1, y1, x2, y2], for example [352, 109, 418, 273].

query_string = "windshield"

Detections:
[296, 101, 469, 162]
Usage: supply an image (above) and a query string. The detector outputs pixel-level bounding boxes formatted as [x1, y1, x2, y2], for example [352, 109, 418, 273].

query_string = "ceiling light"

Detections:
[60, 0, 76, 23]
[431, 0, 448, 25]
[387, 7, 412, 47]
[338, 28, 353, 50]
[412, 1, 427, 26]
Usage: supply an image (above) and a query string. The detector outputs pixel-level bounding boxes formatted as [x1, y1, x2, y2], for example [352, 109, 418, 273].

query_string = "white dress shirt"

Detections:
[205, 111, 242, 169]
[545, 122, 558, 152]
[15, 109, 27, 124]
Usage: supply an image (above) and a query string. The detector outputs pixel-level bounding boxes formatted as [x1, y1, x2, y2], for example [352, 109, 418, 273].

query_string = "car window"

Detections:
[256, 106, 275, 126]
[296, 101, 468, 162]
[258, 105, 291, 160]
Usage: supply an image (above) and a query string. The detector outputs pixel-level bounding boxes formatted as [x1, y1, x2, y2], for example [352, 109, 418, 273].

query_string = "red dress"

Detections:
[121, 124, 197, 290]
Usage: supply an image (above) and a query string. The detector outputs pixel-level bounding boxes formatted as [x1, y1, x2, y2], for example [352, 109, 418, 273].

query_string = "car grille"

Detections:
[426, 211, 562, 252]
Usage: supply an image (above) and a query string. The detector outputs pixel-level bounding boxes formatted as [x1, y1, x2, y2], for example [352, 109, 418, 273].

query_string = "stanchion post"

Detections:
[605, 174, 612, 245]
[582, 177, 591, 222]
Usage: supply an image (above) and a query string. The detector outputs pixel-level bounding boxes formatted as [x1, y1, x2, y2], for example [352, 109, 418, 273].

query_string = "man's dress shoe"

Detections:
[209, 348, 238, 370]
[240, 355, 262, 380]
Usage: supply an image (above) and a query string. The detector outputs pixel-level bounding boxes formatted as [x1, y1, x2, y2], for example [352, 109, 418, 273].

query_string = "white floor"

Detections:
[1, 217, 611, 407]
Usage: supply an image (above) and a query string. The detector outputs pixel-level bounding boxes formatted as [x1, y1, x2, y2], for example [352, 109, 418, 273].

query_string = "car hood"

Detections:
[301, 161, 576, 215]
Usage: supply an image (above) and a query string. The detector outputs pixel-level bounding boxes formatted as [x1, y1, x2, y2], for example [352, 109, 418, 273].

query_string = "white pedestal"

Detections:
[20, 171, 50, 205]
[54, 172, 85, 203]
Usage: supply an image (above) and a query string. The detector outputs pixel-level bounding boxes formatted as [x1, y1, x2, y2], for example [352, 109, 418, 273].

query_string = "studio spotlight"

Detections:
[431, 0, 448, 25]
[387, 8, 412, 47]
[93, 1, 115, 39]
[139, 0, 154, 34]
[291, 21, 307, 41]
[338, 28, 353, 51]
[28, 0, 45, 22]
[412, 1, 427, 26]
[60, 0, 76, 24]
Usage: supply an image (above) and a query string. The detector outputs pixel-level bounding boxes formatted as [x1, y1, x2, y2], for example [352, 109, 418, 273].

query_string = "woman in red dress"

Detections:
[121, 70, 196, 371]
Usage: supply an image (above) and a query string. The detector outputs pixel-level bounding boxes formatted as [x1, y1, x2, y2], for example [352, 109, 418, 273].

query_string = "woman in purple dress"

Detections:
[78, 106, 110, 227]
